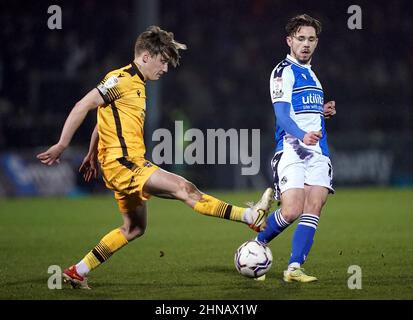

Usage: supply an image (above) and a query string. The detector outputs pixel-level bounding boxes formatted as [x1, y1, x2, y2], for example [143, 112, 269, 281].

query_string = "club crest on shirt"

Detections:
[143, 161, 153, 168]
[272, 77, 283, 99]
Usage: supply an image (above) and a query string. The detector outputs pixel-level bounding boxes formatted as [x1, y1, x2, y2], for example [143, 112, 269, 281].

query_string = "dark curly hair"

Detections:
[285, 14, 322, 36]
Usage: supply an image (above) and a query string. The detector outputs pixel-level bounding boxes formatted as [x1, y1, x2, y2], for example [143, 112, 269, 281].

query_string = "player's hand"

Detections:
[36, 144, 65, 165]
[303, 131, 322, 145]
[323, 100, 336, 119]
[79, 152, 98, 182]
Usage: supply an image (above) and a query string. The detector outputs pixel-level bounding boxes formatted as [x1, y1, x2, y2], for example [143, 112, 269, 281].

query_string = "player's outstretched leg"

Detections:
[143, 169, 274, 231]
[192, 188, 274, 232]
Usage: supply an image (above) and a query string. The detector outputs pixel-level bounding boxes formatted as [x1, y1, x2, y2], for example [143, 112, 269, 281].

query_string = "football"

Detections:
[234, 240, 273, 278]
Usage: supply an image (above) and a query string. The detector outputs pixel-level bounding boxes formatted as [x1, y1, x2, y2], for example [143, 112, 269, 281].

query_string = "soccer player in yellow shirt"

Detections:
[37, 26, 274, 289]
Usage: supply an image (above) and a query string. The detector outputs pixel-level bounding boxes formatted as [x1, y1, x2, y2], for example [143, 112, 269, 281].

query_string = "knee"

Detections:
[178, 180, 197, 193]
[177, 180, 200, 200]
[280, 205, 303, 223]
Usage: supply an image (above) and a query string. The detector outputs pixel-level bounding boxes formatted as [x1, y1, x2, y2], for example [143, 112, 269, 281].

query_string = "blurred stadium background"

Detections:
[1, 0, 413, 196]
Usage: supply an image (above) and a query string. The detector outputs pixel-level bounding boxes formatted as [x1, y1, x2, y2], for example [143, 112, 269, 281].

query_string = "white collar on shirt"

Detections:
[286, 54, 312, 69]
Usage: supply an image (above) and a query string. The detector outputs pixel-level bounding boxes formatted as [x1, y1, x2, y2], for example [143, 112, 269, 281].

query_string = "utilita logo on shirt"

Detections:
[302, 93, 323, 105]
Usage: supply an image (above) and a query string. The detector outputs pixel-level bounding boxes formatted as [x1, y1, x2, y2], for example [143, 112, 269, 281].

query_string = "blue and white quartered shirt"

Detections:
[269, 54, 329, 157]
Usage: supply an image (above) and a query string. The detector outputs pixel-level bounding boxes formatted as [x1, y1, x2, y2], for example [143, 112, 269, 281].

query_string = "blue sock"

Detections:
[256, 209, 290, 244]
[289, 214, 319, 265]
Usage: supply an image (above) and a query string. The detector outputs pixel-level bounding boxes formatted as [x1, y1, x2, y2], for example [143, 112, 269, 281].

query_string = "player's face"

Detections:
[286, 26, 318, 64]
[146, 54, 169, 80]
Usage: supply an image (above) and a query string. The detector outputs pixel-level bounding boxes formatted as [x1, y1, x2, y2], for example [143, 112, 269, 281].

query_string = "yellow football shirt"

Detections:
[96, 62, 147, 163]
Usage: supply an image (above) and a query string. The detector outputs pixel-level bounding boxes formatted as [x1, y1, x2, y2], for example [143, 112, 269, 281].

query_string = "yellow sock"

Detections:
[82, 228, 128, 271]
[194, 194, 245, 222]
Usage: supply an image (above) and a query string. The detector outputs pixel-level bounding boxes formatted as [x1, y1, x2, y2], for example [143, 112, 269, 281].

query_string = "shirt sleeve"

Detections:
[269, 65, 294, 104]
[273, 102, 306, 141]
[96, 72, 125, 104]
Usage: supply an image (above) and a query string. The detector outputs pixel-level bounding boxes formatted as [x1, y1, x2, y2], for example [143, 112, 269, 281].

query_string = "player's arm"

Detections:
[79, 124, 99, 182]
[323, 100, 336, 119]
[86, 124, 99, 155]
[37, 88, 104, 165]
[274, 102, 321, 145]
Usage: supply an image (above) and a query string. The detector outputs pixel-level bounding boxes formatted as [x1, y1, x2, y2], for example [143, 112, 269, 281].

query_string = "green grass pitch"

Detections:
[0, 188, 412, 300]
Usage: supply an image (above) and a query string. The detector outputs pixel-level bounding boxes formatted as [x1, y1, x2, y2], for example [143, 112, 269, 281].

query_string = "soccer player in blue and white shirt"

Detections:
[257, 14, 336, 282]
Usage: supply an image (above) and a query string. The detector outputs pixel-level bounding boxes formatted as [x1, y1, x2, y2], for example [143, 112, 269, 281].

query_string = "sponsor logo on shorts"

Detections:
[280, 176, 288, 185]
